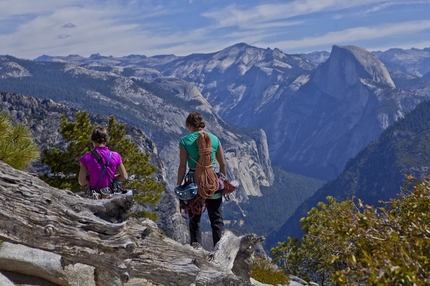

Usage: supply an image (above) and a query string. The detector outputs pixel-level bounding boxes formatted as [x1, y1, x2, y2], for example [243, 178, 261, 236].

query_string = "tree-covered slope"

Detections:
[266, 98, 430, 249]
[218, 167, 324, 239]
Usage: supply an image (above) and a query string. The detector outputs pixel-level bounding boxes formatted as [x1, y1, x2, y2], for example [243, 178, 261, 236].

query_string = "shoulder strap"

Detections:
[91, 150, 103, 165]
[92, 152, 112, 189]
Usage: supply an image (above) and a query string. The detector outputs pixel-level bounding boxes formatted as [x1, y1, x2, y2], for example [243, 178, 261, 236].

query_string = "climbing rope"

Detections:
[180, 195, 206, 220]
[193, 132, 219, 199]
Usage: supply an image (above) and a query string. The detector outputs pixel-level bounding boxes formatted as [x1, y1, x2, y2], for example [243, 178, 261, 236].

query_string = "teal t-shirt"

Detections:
[179, 131, 221, 169]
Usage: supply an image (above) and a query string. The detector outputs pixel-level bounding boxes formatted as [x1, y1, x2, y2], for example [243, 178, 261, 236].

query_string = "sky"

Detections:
[1, 0, 430, 60]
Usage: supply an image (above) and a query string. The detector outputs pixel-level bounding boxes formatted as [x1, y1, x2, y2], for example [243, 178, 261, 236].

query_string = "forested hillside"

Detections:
[266, 98, 430, 248]
[215, 167, 324, 239]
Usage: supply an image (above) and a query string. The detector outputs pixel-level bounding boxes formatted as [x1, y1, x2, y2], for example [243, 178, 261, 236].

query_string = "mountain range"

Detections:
[0, 52, 274, 200]
[2, 43, 430, 252]
[32, 43, 430, 180]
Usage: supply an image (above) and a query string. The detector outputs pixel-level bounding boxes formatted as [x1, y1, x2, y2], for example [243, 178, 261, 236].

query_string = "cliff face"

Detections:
[261, 45, 429, 179]
[266, 94, 430, 250]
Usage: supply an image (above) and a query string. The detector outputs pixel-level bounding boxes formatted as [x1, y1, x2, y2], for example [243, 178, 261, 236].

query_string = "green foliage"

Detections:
[40, 111, 163, 219]
[271, 237, 332, 285]
[0, 113, 40, 170]
[272, 176, 430, 285]
[105, 115, 163, 206]
[251, 256, 290, 285]
[40, 111, 94, 190]
[132, 210, 158, 222]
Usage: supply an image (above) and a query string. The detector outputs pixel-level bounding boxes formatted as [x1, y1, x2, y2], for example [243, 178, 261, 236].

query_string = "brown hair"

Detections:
[90, 126, 109, 144]
[186, 111, 206, 129]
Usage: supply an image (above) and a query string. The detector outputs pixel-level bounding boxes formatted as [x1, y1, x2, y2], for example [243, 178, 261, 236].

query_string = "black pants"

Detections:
[189, 197, 224, 247]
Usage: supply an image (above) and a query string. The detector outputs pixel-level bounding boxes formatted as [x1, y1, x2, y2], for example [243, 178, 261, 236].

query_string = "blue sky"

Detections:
[1, 0, 430, 59]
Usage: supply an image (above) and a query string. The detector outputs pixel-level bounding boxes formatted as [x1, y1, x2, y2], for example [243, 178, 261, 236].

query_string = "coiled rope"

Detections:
[180, 196, 206, 220]
[180, 132, 220, 219]
[193, 132, 219, 199]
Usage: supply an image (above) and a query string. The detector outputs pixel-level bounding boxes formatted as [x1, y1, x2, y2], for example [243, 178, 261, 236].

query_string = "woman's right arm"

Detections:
[78, 162, 89, 186]
[177, 146, 188, 185]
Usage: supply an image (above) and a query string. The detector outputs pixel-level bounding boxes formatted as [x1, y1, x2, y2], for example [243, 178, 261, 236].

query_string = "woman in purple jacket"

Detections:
[78, 126, 128, 198]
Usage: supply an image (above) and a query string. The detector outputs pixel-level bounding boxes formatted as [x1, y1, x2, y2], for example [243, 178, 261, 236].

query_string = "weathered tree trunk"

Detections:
[0, 161, 264, 285]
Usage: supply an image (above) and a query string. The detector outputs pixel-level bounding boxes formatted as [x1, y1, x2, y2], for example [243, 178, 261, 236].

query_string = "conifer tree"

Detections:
[41, 111, 163, 219]
[0, 113, 40, 170]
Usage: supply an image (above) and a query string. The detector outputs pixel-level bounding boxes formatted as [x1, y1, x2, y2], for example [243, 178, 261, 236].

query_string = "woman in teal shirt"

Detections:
[177, 111, 227, 248]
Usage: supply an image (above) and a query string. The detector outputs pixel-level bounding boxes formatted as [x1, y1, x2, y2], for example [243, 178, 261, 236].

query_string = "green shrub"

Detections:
[251, 256, 290, 285]
[272, 175, 430, 285]
[0, 113, 39, 170]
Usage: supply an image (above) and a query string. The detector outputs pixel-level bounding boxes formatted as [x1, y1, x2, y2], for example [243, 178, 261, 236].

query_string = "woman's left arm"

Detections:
[115, 163, 128, 182]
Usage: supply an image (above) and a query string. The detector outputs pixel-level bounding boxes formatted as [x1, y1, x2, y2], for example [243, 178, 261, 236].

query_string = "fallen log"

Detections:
[0, 161, 264, 285]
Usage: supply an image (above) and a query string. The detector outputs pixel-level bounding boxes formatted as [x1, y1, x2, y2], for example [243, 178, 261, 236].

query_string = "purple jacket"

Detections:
[79, 146, 123, 189]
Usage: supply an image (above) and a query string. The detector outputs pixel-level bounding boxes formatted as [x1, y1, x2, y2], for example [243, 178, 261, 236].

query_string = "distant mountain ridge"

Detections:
[296, 47, 430, 78]
[373, 47, 430, 77]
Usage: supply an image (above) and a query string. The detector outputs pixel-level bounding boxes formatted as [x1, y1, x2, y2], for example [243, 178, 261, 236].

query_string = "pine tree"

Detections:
[0, 113, 40, 170]
[40, 111, 163, 219]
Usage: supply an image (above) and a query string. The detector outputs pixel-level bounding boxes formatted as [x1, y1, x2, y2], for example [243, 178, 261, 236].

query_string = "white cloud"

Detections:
[0, 0, 82, 17]
[202, 0, 385, 28]
[0, 1, 166, 57]
[0, 0, 429, 58]
[263, 20, 430, 52]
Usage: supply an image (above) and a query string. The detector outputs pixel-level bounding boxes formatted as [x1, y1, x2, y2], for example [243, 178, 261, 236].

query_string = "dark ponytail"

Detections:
[186, 111, 206, 129]
[90, 126, 109, 144]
